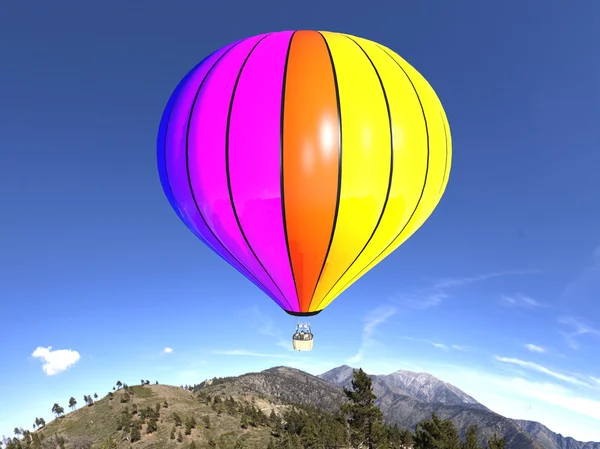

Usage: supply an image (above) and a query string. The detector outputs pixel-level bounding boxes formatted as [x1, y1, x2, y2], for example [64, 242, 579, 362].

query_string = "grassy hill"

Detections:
[13, 383, 287, 448]
[4, 366, 543, 449]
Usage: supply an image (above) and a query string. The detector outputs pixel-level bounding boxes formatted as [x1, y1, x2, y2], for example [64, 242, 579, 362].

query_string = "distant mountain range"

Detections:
[10, 364, 598, 449]
[318, 365, 599, 449]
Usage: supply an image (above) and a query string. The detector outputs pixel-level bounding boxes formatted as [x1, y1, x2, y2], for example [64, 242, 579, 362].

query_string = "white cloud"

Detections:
[494, 356, 590, 387]
[241, 306, 291, 350]
[492, 377, 600, 423]
[162, 347, 173, 354]
[434, 270, 538, 289]
[524, 344, 546, 353]
[401, 337, 468, 351]
[559, 316, 600, 336]
[213, 349, 290, 358]
[559, 316, 600, 350]
[453, 368, 600, 441]
[347, 306, 396, 364]
[31, 346, 80, 375]
[393, 270, 536, 310]
[451, 345, 469, 351]
[500, 293, 545, 307]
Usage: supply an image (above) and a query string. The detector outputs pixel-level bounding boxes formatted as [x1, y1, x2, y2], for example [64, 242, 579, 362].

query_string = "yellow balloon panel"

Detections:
[309, 31, 392, 311]
[313, 36, 452, 311]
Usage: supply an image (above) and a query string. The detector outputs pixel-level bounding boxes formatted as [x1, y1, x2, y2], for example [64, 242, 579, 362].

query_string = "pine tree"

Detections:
[130, 426, 141, 442]
[414, 413, 460, 449]
[488, 433, 507, 449]
[341, 368, 384, 449]
[173, 412, 183, 426]
[461, 424, 482, 449]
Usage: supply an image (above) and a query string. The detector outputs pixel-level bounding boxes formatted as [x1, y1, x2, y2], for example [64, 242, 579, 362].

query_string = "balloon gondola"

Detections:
[292, 322, 313, 351]
[157, 30, 451, 351]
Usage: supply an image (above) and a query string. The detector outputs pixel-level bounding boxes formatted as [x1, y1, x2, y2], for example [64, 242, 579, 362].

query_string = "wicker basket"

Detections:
[293, 338, 314, 351]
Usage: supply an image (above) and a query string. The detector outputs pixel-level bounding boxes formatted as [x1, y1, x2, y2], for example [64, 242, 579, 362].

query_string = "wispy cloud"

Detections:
[242, 306, 291, 350]
[162, 347, 173, 354]
[213, 349, 290, 358]
[401, 337, 467, 351]
[434, 270, 538, 289]
[393, 270, 536, 310]
[494, 356, 590, 387]
[500, 293, 545, 307]
[31, 346, 80, 376]
[489, 376, 600, 424]
[347, 306, 396, 364]
[524, 344, 546, 353]
[451, 345, 469, 351]
[559, 316, 600, 349]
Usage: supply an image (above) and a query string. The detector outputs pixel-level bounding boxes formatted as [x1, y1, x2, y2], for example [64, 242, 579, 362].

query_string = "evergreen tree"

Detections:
[68, 397, 77, 410]
[461, 424, 482, 449]
[341, 368, 384, 449]
[400, 428, 414, 448]
[488, 433, 507, 449]
[147, 418, 158, 434]
[414, 413, 460, 449]
[130, 426, 141, 442]
[173, 412, 183, 426]
[51, 403, 65, 418]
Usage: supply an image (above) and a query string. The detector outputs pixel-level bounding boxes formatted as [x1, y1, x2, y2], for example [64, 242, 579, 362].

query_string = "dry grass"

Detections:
[35, 384, 276, 448]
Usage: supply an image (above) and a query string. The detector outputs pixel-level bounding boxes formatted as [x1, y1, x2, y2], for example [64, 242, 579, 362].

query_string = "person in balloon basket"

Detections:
[293, 322, 313, 341]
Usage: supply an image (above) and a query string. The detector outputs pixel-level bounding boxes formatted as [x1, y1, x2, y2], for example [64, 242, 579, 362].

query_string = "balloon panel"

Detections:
[158, 30, 451, 315]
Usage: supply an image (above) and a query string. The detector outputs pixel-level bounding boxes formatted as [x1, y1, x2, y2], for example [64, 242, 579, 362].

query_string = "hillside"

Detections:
[4, 365, 599, 449]
[10, 383, 281, 449]
[514, 420, 600, 449]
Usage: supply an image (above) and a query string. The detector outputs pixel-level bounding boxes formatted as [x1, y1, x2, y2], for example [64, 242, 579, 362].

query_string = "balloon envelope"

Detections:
[158, 30, 451, 316]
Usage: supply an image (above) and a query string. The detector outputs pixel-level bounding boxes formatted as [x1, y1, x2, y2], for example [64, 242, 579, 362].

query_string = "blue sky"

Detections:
[1, 0, 599, 443]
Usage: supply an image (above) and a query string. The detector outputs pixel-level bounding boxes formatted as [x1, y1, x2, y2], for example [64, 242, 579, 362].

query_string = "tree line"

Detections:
[2, 371, 508, 448]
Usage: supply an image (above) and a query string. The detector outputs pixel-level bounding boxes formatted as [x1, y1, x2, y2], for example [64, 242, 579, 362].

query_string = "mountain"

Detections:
[318, 365, 600, 449]
[319, 365, 540, 449]
[5, 365, 599, 449]
[515, 420, 600, 449]
[319, 365, 487, 409]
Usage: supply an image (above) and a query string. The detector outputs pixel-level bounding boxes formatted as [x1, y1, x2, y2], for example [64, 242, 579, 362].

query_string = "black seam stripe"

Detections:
[225, 34, 295, 312]
[439, 111, 449, 194]
[306, 31, 343, 313]
[328, 44, 432, 302]
[313, 35, 394, 312]
[280, 31, 300, 311]
[183, 39, 280, 306]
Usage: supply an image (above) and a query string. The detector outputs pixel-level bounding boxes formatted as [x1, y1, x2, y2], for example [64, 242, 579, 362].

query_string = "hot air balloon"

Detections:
[157, 30, 451, 351]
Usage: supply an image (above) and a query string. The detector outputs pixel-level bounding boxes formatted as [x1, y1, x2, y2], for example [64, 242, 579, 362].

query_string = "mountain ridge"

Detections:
[3, 365, 598, 449]
[317, 365, 599, 449]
